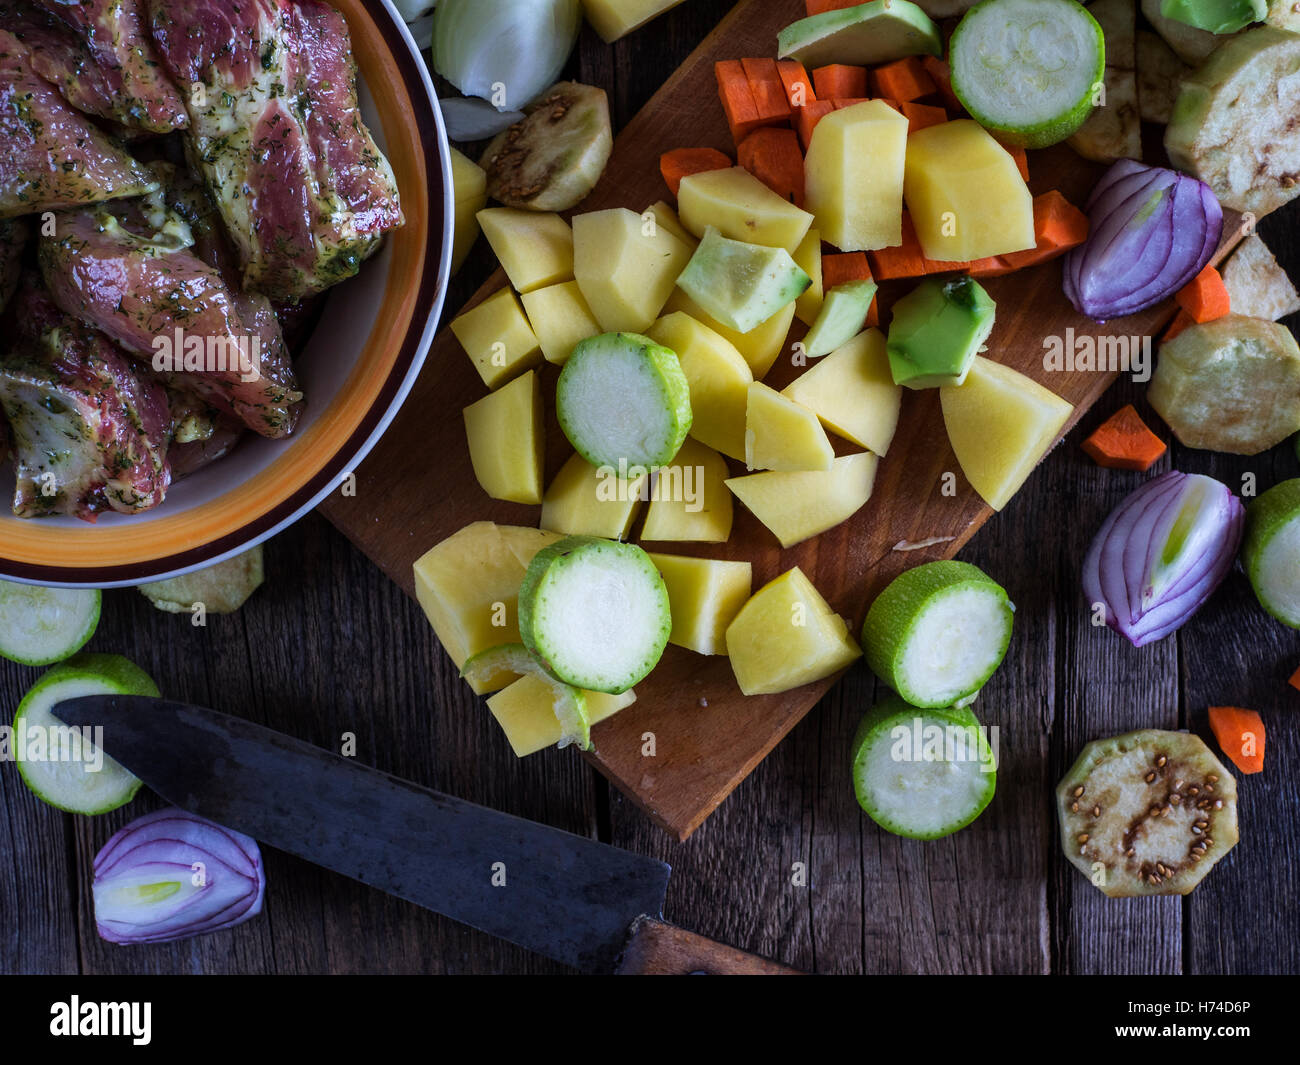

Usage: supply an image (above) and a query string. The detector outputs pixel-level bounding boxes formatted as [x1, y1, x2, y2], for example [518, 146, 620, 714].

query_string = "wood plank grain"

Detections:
[322, 0, 1246, 841]
[1047, 376, 1183, 975]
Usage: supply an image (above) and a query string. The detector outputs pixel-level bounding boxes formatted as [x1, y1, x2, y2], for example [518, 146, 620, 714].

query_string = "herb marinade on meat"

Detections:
[0, 0, 403, 523]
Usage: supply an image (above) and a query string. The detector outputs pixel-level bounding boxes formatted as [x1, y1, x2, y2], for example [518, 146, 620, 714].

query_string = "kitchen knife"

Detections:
[53, 696, 800, 975]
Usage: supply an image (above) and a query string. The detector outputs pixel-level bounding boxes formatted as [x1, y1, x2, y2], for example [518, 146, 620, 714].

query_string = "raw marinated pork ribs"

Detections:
[150, 0, 404, 300]
[39, 203, 303, 439]
[0, 276, 171, 520]
[2, 0, 188, 134]
[0, 28, 158, 217]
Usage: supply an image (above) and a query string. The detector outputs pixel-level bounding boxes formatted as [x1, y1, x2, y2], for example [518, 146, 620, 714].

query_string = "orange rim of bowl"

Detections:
[0, 0, 447, 584]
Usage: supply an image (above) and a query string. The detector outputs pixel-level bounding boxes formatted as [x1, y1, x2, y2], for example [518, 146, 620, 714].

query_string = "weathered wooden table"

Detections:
[2, 1, 1297, 976]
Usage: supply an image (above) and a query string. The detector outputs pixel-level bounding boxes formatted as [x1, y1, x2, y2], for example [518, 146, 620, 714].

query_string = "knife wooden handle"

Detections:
[615, 916, 804, 975]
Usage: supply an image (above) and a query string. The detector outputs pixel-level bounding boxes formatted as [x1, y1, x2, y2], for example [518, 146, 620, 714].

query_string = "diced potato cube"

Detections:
[725, 567, 861, 695]
[463, 370, 544, 504]
[677, 167, 814, 253]
[646, 553, 753, 655]
[939, 355, 1074, 511]
[665, 288, 794, 380]
[904, 120, 1035, 262]
[413, 522, 561, 693]
[573, 207, 694, 332]
[640, 437, 733, 542]
[477, 208, 574, 294]
[647, 311, 753, 461]
[520, 280, 603, 365]
[745, 382, 834, 471]
[781, 329, 901, 455]
[644, 200, 697, 248]
[541, 452, 648, 539]
[805, 100, 908, 252]
[451, 287, 543, 389]
[487, 674, 637, 757]
[792, 227, 824, 326]
[450, 147, 487, 274]
[581, 0, 686, 42]
[726, 452, 879, 548]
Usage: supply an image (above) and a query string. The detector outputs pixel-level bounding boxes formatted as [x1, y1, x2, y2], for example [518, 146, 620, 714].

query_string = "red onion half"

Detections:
[1082, 471, 1244, 647]
[93, 808, 265, 945]
[1063, 160, 1223, 322]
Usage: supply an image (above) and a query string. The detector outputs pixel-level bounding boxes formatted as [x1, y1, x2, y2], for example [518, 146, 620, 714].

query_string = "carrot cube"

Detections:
[901, 101, 946, 133]
[821, 252, 873, 291]
[813, 64, 868, 100]
[795, 99, 835, 149]
[1162, 309, 1195, 342]
[1207, 706, 1266, 775]
[1175, 265, 1231, 323]
[777, 60, 816, 109]
[660, 147, 733, 198]
[1289, 664, 1300, 693]
[715, 60, 763, 142]
[737, 127, 805, 207]
[870, 57, 937, 103]
[740, 58, 792, 125]
[1081, 404, 1167, 471]
[867, 214, 929, 280]
[921, 55, 963, 112]
[998, 191, 1088, 270]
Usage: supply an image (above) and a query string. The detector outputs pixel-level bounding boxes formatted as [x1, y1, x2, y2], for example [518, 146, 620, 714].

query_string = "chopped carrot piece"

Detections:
[832, 97, 874, 109]
[716, 61, 764, 142]
[741, 58, 793, 126]
[1175, 265, 1231, 323]
[865, 292, 879, 327]
[920, 55, 962, 112]
[660, 147, 733, 198]
[821, 252, 873, 291]
[901, 101, 946, 133]
[998, 191, 1088, 270]
[777, 60, 816, 109]
[1081, 405, 1167, 471]
[795, 99, 835, 148]
[813, 64, 868, 100]
[1289, 664, 1300, 692]
[870, 57, 937, 103]
[1208, 706, 1266, 775]
[1006, 145, 1029, 182]
[737, 128, 805, 207]
[968, 257, 1016, 278]
[1162, 309, 1195, 342]
[867, 214, 928, 280]
[805, 0, 857, 12]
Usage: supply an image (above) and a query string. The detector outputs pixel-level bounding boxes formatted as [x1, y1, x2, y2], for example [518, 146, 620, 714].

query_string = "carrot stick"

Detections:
[741, 58, 793, 125]
[998, 191, 1088, 270]
[715, 60, 764, 143]
[832, 97, 875, 109]
[795, 99, 836, 148]
[821, 252, 873, 291]
[777, 60, 815, 109]
[870, 57, 937, 103]
[660, 147, 733, 198]
[1162, 309, 1195, 343]
[1175, 265, 1231, 323]
[1208, 706, 1266, 775]
[1289, 664, 1300, 693]
[1081, 404, 1167, 471]
[813, 64, 868, 100]
[968, 257, 1016, 278]
[901, 101, 946, 133]
[737, 127, 805, 207]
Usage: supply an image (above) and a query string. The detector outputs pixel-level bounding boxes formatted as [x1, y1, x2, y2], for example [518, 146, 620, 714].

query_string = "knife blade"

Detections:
[52, 695, 670, 973]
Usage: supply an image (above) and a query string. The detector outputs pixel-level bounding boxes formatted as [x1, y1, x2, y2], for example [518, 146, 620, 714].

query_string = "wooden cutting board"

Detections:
[322, 0, 1244, 840]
